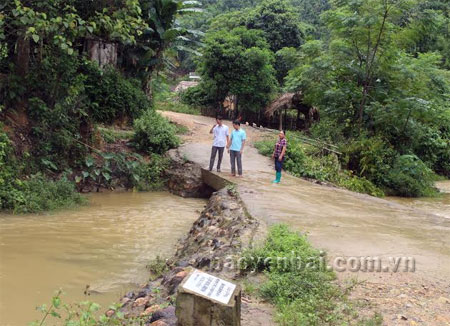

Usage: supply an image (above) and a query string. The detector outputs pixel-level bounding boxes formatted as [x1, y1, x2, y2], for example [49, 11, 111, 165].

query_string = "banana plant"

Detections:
[123, 0, 204, 96]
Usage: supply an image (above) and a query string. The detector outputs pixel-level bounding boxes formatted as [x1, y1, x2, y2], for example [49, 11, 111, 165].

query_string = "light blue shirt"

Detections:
[230, 128, 246, 151]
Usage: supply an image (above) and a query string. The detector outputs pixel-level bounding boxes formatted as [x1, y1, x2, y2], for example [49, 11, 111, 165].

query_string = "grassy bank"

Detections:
[255, 133, 385, 197]
[240, 225, 382, 326]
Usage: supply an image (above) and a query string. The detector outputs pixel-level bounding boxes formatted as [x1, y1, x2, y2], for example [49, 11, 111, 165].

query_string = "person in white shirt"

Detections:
[209, 116, 229, 172]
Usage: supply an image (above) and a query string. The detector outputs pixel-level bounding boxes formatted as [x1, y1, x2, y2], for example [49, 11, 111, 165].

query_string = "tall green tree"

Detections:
[198, 27, 277, 119]
[246, 0, 303, 52]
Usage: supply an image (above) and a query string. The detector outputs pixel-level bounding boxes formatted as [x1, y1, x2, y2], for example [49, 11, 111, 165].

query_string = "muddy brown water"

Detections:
[0, 192, 206, 326]
[388, 181, 450, 219]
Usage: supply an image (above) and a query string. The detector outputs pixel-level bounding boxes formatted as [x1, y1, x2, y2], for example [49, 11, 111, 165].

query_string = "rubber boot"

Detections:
[272, 171, 281, 183]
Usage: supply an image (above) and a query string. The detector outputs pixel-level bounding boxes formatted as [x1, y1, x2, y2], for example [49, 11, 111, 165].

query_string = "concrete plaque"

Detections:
[182, 269, 236, 305]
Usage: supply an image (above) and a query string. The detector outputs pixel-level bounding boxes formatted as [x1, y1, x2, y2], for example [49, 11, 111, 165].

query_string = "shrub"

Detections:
[132, 110, 180, 154]
[180, 83, 215, 107]
[156, 96, 202, 115]
[134, 154, 170, 191]
[1, 128, 84, 213]
[384, 155, 437, 197]
[83, 63, 150, 124]
[255, 135, 384, 196]
[31, 291, 146, 326]
[336, 172, 384, 197]
[342, 136, 395, 186]
[75, 152, 169, 192]
[0, 129, 19, 210]
[2, 174, 85, 214]
[308, 117, 346, 144]
[412, 125, 450, 177]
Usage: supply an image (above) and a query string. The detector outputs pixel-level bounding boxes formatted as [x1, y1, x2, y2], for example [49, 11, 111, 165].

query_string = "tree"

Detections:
[199, 27, 277, 120]
[274, 47, 299, 86]
[246, 0, 304, 52]
[123, 0, 203, 96]
[290, 0, 330, 38]
[208, 0, 303, 52]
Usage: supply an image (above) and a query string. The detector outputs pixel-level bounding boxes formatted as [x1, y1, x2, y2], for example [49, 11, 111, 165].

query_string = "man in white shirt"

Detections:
[209, 116, 229, 172]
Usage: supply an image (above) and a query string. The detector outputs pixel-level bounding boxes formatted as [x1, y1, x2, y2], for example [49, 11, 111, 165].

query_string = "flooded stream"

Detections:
[0, 192, 206, 326]
[387, 181, 450, 219]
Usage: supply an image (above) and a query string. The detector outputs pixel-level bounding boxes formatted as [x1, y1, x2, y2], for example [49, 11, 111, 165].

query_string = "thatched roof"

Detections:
[265, 92, 302, 117]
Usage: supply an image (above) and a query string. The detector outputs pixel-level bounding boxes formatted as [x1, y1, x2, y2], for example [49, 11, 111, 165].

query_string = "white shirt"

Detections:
[212, 124, 229, 147]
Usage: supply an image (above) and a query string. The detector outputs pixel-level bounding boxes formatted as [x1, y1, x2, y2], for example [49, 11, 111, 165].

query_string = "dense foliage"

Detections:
[0, 128, 84, 213]
[0, 0, 199, 212]
[187, 27, 277, 118]
[132, 110, 180, 154]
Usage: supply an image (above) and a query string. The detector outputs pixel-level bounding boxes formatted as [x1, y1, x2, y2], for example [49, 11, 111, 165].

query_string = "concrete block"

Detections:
[176, 269, 241, 326]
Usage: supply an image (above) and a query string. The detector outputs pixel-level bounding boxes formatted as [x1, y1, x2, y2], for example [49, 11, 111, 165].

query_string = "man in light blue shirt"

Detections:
[209, 116, 229, 172]
[227, 120, 246, 177]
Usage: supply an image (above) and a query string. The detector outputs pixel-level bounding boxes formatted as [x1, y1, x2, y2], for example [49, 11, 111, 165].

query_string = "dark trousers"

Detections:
[209, 146, 225, 171]
[230, 150, 242, 175]
[275, 157, 284, 172]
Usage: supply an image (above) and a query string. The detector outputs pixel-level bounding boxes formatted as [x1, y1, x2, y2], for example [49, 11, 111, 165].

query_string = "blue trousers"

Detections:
[274, 157, 284, 172]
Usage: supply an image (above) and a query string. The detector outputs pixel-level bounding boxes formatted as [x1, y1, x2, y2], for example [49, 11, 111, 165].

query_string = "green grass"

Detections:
[155, 98, 202, 115]
[98, 126, 135, 144]
[240, 225, 383, 326]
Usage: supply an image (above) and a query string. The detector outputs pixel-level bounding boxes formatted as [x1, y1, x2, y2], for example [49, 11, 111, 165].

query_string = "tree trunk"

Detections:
[15, 35, 30, 77]
[12, 34, 30, 130]
[144, 73, 153, 99]
[279, 111, 283, 130]
[358, 6, 390, 126]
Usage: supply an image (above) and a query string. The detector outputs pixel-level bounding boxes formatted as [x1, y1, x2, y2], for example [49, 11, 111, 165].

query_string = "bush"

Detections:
[180, 83, 215, 107]
[0, 129, 19, 210]
[134, 154, 170, 191]
[132, 110, 180, 154]
[308, 117, 346, 144]
[156, 96, 202, 115]
[83, 63, 150, 124]
[1, 174, 85, 214]
[1, 128, 84, 213]
[412, 125, 450, 178]
[342, 136, 395, 186]
[336, 172, 385, 197]
[384, 155, 437, 197]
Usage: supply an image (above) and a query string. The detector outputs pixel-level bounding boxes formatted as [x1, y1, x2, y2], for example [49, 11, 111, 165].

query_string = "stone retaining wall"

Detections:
[110, 154, 264, 326]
